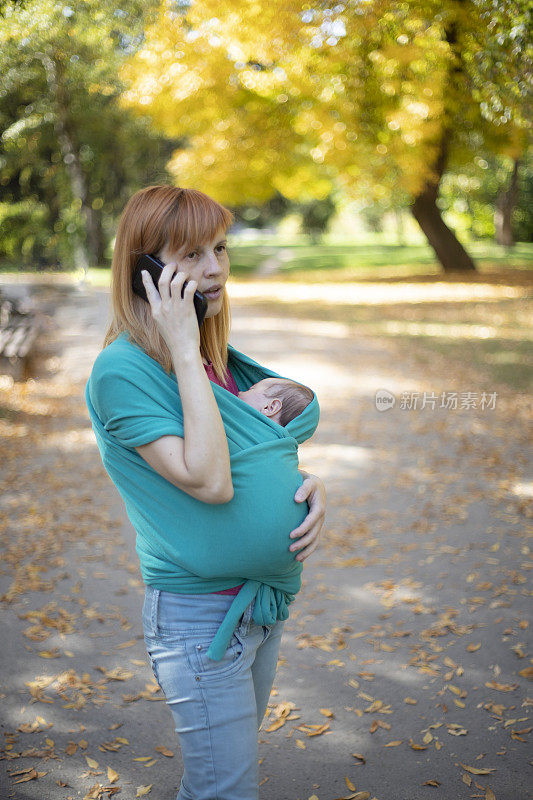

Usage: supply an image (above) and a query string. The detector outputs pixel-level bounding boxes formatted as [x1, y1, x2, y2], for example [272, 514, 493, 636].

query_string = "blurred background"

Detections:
[0, 0, 531, 389]
[1, 7, 532, 798]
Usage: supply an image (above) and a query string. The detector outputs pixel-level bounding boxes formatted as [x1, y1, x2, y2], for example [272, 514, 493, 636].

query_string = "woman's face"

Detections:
[157, 228, 230, 319]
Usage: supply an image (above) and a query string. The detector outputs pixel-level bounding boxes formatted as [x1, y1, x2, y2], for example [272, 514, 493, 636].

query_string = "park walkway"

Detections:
[0, 278, 531, 800]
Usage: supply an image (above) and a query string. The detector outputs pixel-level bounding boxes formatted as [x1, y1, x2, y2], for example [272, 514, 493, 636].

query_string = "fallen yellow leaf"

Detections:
[447, 685, 464, 696]
[107, 767, 119, 783]
[458, 762, 496, 775]
[155, 746, 174, 757]
[265, 717, 286, 732]
[485, 681, 517, 692]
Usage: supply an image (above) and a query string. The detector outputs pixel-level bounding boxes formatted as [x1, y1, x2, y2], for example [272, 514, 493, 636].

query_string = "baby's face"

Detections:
[238, 378, 288, 417]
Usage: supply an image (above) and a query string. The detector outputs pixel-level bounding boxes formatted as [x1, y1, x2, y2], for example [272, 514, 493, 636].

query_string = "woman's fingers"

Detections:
[294, 539, 320, 561]
[143, 266, 197, 311]
[157, 263, 181, 300]
[288, 473, 326, 561]
[169, 270, 189, 297]
[141, 270, 160, 309]
[142, 263, 201, 355]
[289, 510, 323, 562]
[180, 277, 198, 299]
[289, 507, 322, 540]
[291, 526, 321, 561]
[289, 524, 319, 551]
[290, 484, 325, 539]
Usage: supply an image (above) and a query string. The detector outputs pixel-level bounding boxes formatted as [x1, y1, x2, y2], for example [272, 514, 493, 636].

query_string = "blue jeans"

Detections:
[142, 585, 285, 800]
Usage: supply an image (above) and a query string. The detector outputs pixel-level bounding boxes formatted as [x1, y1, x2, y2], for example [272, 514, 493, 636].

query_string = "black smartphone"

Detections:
[132, 253, 208, 328]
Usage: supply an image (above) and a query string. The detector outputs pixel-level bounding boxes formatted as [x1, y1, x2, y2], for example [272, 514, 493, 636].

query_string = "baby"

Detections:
[238, 378, 314, 427]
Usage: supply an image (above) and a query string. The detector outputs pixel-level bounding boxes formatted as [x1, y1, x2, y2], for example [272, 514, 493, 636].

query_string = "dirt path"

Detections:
[0, 281, 531, 800]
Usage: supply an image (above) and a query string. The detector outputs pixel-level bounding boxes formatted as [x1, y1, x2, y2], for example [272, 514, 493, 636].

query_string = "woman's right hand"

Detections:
[141, 264, 200, 358]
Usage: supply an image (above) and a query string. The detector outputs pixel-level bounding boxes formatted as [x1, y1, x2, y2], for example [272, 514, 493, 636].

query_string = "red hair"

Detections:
[103, 186, 235, 382]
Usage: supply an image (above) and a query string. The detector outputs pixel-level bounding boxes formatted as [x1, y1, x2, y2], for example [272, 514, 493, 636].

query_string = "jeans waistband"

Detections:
[143, 585, 255, 639]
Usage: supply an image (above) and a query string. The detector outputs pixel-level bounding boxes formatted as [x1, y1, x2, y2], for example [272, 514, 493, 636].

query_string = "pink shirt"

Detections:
[203, 358, 243, 596]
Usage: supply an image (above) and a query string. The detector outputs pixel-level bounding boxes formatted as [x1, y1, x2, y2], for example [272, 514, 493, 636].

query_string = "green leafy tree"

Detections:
[513, 159, 533, 242]
[438, 152, 532, 243]
[298, 195, 337, 243]
[0, 0, 175, 271]
[120, 0, 531, 271]
[232, 191, 291, 230]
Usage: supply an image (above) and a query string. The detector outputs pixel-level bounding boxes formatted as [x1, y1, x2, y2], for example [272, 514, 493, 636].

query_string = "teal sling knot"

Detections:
[85, 333, 320, 665]
[253, 584, 293, 625]
[205, 580, 295, 661]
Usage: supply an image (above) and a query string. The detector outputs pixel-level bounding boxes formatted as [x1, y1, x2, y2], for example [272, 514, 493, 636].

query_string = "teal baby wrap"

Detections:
[85, 332, 320, 660]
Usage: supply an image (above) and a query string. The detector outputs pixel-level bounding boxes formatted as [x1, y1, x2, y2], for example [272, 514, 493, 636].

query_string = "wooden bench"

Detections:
[0, 290, 41, 380]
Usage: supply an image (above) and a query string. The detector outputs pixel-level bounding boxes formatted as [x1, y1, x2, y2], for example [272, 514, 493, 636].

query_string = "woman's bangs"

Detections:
[165, 191, 233, 253]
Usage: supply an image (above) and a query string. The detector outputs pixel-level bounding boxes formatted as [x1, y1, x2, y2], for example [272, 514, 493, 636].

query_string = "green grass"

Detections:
[67, 242, 529, 286]
[226, 240, 533, 281]
[2, 240, 532, 281]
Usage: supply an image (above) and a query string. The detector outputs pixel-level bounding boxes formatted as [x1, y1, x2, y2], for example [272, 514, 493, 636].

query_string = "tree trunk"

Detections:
[94, 211, 107, 266]
[409, 134, 476, 272]
[495, 158, 520, 248]
[410, 4, 476, 273]
[42, 184, 62, 267]
[85, 206, 106, 266]
[36, 51, 95, 276]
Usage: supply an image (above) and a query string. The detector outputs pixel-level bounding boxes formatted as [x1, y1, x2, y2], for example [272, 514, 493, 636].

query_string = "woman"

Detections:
[85, 185, 326, 800]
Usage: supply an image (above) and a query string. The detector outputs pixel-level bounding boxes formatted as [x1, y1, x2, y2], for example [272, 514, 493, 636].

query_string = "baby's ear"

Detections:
[271, 397, 283, 415]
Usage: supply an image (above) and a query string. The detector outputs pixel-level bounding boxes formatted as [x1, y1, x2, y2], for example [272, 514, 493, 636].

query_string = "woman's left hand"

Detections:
[289, 472, 327, 561]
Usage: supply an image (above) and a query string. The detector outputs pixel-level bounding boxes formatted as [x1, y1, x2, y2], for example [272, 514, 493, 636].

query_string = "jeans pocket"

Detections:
[145, 646, 161, 687]
[186, 627, 246, 681]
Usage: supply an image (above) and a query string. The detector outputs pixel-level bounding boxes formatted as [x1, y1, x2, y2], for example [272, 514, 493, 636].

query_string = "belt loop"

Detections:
[151, 588, 160, 635]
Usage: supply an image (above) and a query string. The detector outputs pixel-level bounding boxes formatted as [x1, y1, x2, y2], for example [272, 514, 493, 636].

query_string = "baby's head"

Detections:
[238, 378, 314, 426]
